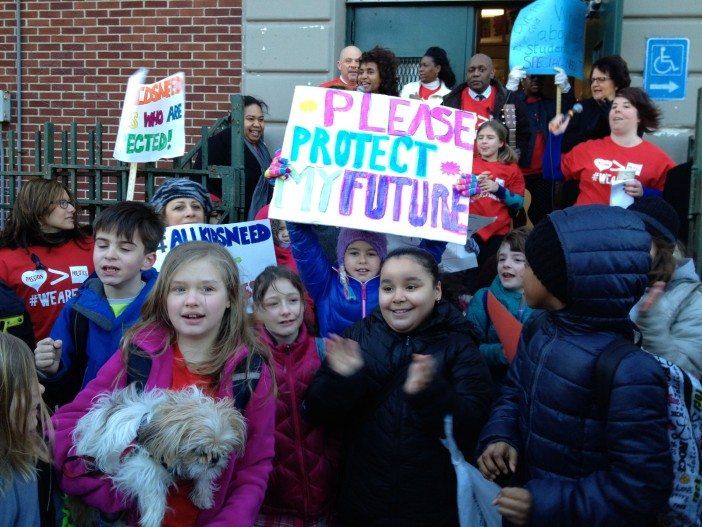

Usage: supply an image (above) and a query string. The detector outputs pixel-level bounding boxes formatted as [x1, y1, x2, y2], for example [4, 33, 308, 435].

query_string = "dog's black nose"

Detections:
[210, 454, 220, 466]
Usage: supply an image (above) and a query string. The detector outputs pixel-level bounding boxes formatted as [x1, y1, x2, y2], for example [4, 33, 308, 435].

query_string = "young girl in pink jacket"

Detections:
[52, 242, 276, 527]
[252, 266, 338, 527]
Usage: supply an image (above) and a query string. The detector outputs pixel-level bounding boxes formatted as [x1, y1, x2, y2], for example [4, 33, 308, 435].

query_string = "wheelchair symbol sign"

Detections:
[652, 45, 680, 75]
[644, 38, 688, 101]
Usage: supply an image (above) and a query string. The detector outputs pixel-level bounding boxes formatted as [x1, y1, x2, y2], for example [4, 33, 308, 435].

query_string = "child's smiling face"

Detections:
[497, 243, 526, 292]
[344, 241, 381, 282]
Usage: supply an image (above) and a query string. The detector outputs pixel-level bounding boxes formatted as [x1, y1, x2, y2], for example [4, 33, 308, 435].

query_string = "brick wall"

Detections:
[0, 0, 242, 187]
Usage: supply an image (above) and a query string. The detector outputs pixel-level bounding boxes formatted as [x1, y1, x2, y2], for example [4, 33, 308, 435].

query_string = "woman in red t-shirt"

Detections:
[469, 121, 526, 268]
[0, 178, 93, 347]
[551, 87, 675, 206]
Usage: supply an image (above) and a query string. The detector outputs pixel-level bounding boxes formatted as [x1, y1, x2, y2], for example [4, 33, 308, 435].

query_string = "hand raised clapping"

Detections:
[325, 334, 364, 377]
[403, 354, 436, 394]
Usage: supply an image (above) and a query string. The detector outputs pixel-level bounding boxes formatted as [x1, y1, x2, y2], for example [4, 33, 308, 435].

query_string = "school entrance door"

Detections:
[346, 0, 623, 98]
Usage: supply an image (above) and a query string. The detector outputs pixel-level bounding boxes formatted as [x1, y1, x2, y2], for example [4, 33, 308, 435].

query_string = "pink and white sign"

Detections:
[269, 86, 477, 244]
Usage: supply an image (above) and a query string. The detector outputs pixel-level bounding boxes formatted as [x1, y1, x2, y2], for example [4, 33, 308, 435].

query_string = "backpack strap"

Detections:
[231, 353, 263, 413]
[45, 308, 92, 408]
[594, 339, 640, 418]
[126, 347, 263, 413]
[481, 289, 491, 336]
[71, 309, 90, 381]
[126, 345, 153, 393]
[520, 309, 549, 345]
[314, 337, 326, 362]
[0, 278, 35, 349]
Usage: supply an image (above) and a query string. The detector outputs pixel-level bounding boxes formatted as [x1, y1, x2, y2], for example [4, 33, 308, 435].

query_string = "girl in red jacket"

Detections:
[252, 266, 338, 527]
[468, 121, 525, 268]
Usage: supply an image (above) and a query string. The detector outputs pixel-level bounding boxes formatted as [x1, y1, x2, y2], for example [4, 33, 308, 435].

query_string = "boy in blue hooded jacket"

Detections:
[476, 205, 672, 526]
[34, 202, 164, 404]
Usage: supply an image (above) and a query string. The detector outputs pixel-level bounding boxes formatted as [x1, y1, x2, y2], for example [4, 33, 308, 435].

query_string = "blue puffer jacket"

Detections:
[47, 269, 158, 389]
[288, 223, 445, 336]
[478, 206, 672, 526]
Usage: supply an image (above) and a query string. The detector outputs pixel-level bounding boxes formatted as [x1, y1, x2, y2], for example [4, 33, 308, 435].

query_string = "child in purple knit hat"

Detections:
[287, 222, 444, 336]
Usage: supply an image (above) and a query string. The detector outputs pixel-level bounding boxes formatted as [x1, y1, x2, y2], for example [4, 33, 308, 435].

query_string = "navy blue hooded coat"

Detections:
[478, 205, 672, 526]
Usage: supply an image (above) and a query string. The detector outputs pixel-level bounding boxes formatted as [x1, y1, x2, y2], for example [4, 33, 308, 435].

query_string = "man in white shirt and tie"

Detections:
[442, 53, 531, 166]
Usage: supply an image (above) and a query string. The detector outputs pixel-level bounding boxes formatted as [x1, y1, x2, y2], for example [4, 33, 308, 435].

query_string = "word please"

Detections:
[324, 90, 476, 150]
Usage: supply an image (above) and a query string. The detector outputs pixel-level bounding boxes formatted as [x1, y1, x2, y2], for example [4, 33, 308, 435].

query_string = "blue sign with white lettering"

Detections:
[644, 38, 688, 101]
[509, 0, 587, 79]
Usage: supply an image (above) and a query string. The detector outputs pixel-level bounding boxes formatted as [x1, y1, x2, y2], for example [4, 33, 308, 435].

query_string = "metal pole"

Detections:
[15, 0, 22, 172]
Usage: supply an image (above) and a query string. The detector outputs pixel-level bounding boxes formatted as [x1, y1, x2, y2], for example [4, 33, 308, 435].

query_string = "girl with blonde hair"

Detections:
[53, 242, 276, 527]
[0, 332, 54, 526]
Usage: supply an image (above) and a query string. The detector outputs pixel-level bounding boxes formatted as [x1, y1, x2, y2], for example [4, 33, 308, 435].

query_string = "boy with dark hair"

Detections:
[466, 226, 533, 386]
[34, 202, 165, 404]
[476, 205, 672, 526]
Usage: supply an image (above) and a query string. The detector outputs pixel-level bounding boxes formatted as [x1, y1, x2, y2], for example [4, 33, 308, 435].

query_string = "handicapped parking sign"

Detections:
[644, 38, 688, 101]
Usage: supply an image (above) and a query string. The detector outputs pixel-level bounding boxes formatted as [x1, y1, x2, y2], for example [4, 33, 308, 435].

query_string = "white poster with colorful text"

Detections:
[269, 87, 477, 244]
[114, 70, 186, 162]
[153, 221, 277, 292]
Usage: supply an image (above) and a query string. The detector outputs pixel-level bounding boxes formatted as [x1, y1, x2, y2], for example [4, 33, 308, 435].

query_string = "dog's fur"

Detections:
[68, 385, 247, 527]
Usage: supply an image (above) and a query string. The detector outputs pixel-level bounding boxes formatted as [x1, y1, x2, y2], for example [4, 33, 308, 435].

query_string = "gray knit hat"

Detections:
[149, 178, 213, 216]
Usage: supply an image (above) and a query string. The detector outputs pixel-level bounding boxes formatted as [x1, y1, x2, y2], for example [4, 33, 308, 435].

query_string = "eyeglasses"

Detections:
[590, 76, 611, 84]
[49, 199, 74, 209]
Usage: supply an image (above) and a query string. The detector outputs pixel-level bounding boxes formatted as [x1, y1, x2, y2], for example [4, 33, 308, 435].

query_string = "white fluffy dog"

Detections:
[70, 384, 247, 527]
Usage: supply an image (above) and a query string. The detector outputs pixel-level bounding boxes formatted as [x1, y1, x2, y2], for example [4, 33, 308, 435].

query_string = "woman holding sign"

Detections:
[550, 87, 674, 206]
[550, 55, 632, 154]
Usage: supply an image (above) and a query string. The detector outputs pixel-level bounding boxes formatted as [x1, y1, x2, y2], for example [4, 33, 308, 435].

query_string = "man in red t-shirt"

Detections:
[320, 46, 362, 90]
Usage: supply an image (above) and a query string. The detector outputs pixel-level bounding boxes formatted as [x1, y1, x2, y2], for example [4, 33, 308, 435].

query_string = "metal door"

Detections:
[347, 4, 475, 87]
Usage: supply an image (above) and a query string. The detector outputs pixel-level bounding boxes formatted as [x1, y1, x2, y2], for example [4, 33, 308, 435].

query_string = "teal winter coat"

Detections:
[466, 276, 532, 383]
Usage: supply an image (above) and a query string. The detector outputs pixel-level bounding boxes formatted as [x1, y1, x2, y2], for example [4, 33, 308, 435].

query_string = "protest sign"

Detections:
[269, 86, 477, 244]
[153, 221, 277, 291]
[509, 0, 587, 78]
[114, 70, 186, 163]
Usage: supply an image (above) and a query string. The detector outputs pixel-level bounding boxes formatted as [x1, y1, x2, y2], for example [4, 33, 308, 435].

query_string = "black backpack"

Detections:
[0, 278, 36, 350]
[43, 309, 90, 410]
[126, 346, 265, 413]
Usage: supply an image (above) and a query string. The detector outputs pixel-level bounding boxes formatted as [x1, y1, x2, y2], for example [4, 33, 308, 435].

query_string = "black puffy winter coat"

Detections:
[303, 300, 493, 527]
[478, 205, 672, 526]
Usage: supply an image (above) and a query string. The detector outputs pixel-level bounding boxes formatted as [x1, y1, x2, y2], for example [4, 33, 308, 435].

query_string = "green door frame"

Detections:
[690, 88, 702, 274]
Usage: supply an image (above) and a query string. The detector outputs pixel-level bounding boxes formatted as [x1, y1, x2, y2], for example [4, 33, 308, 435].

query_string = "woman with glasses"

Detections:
[551, 55, 632, 154]
[0, 178, 93, 347]
[546, 55, 631, 206]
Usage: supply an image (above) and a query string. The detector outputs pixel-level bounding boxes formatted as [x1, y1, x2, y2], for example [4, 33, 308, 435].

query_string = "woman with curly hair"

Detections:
[357, 46, 399, 97]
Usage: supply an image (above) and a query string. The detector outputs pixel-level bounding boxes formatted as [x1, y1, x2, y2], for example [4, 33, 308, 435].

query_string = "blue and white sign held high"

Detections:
[644, 38, 689, 101]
